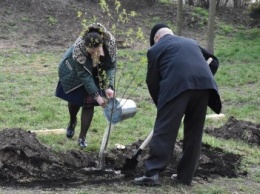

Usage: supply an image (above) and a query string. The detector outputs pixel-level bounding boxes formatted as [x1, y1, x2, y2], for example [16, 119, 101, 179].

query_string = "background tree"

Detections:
[207, 0, 217, 54]
[247, 1, 260, 25]
[187, 0, 194, 6]
[176, 0, 183, 35]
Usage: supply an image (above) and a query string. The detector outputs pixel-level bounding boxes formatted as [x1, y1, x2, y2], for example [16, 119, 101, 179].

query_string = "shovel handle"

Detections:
[132, 130, 153, 159]
[140, 130, 153, 150]
[207, 57, 213, 65]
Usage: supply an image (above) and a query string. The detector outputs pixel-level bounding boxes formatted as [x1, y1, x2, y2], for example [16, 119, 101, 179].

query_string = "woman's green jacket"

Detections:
[58, 46, 115, 95]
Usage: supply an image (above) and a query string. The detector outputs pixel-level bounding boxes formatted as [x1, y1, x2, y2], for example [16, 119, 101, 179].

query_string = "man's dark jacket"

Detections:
[146, 34, 222, 114]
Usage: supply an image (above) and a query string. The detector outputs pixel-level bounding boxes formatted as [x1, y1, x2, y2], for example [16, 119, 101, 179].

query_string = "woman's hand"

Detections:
[105, 88, 115, 98]
[95, 95, 107, 107]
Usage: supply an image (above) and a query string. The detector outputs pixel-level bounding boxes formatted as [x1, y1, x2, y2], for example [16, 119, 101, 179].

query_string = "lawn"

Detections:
[0, 20, 260, 194]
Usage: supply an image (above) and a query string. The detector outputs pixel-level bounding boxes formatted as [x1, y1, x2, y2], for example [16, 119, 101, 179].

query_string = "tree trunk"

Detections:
[234, 0, 243, 8]
[187, 0, 194, 6]
[176, 0, 183, 36]
[207, 0, 217, 54]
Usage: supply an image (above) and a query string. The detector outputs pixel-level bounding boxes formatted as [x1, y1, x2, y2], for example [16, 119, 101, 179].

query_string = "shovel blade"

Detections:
[122, 157, 139, 170]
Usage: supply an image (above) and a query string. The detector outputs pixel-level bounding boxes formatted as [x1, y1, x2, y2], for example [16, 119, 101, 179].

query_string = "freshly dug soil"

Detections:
[205, 116, 260, 146]
[1, 117, 251, 188]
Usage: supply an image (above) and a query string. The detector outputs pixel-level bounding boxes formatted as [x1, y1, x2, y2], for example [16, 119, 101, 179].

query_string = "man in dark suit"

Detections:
[134, 24, 222, 186]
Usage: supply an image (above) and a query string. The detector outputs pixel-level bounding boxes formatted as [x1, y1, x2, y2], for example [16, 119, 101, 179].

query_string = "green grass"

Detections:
[0, 26, 260, 193]
[214, 28, 260, 122]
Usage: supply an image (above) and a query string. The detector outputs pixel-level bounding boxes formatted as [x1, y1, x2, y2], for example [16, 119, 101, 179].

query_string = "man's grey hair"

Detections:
[155, 27, 174, 38]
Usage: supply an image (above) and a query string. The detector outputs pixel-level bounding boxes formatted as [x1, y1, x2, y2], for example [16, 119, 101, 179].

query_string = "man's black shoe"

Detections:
[171, 174, 192, 186]
[134, 174, 160, 186]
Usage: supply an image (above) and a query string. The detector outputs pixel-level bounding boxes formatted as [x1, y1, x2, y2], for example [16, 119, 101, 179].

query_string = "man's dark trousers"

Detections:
[145, 89, 210, 184]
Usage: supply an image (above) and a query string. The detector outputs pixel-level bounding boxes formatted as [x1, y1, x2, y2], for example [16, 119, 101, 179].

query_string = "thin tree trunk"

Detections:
[207, 0, 217, 54]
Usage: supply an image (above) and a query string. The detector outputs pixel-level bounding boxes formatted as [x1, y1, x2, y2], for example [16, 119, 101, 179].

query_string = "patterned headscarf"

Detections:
[73, 23, 117, 64]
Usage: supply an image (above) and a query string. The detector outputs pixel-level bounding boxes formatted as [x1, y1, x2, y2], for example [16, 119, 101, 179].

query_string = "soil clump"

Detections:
[205, 116, 260, 146]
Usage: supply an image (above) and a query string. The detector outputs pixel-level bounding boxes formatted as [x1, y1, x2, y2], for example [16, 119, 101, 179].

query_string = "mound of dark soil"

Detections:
[0, 126, 245, 188]
[0, 128, 98, 184]
[205, 116, 260, 146]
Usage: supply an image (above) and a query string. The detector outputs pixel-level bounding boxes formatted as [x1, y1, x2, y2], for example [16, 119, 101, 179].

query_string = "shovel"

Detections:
[122, 130, 154, 170]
